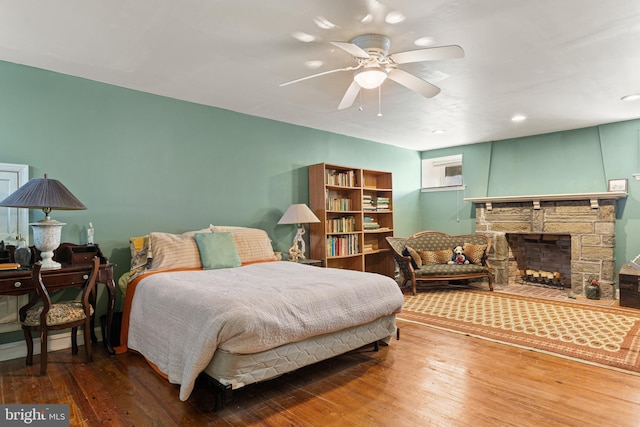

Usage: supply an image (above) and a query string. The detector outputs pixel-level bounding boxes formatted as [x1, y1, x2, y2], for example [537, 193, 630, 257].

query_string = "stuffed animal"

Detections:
[448, 245, 470, 265]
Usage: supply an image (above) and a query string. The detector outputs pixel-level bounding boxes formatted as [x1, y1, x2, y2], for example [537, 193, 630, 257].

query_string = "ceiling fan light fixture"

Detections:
[354, 67, 387, 89]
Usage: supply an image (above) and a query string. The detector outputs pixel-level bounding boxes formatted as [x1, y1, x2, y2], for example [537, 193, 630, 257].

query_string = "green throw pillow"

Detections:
[194, 232, 241, 270]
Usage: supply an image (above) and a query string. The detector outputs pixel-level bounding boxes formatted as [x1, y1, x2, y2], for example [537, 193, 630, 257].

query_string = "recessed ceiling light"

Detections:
[385, 11, 405, 24]
[511, 114, 527, 122]
[414, 36, 435, 47]
[304, 60, 323, 69]
[432, 129, 446, 134]
[360, 13, 373, 24]
[291, 32, 316, 43]
[621, 93, 640, 101]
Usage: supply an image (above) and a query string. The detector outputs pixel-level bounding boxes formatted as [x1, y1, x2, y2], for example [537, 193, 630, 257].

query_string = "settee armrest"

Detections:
[386, 237, 415, 288]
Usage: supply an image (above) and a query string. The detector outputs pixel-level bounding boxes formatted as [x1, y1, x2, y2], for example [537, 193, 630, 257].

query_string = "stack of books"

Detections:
[376, 196, 390, 211]
[363, 194, 376, 211]
[363, 216, 380, 230]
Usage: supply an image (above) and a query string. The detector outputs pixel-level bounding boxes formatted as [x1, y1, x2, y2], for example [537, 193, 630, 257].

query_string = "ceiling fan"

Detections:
[280, 34, 465, 110]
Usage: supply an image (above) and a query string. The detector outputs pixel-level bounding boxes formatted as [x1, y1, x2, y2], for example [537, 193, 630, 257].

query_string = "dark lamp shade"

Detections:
[0, 176, 86, 211]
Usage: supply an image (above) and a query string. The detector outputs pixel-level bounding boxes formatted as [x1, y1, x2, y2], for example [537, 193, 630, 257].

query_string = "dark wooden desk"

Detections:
[0, 261, 117, 355]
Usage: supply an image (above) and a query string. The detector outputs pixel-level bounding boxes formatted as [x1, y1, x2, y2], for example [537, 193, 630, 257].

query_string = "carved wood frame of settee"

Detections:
[386, 231, 493, 296]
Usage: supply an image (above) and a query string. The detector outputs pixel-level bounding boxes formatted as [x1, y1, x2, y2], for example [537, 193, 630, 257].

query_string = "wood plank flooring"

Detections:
[2, 319, 640, 426]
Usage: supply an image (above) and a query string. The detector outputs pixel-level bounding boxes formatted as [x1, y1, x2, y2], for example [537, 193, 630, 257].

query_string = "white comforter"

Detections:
[126, 261, 404, 401]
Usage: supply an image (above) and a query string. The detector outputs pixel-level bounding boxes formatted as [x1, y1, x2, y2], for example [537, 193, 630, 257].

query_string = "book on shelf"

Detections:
[326, 216, 356, 233]
[326, 234, 359, 257]
[363, 240, 379, 253]
[326, 169, 356, 187]
[363, 215, 380, 230]
[326, 190, 352, 211]
[375, 196, 390, 210]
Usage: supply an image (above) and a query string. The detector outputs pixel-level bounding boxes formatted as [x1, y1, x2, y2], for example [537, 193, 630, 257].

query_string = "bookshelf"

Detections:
[308, 163, 395, 277]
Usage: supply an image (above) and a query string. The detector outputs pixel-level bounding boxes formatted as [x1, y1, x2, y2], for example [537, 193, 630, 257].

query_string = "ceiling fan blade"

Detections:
[387, 68, 441, 98]
[280, 67, 354, 86]
[338, 80, 361, 110]
[330, 41, 370, 59]
[389, 45, 465, 64]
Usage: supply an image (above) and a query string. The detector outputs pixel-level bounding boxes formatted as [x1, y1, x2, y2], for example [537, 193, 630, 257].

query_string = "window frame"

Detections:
[421, 154, 465, 192]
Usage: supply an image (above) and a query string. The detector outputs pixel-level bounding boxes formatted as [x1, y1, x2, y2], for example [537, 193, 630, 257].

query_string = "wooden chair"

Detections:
[19, 257, 100, 375]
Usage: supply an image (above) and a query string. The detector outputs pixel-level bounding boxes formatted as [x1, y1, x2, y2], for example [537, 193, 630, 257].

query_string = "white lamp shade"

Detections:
[354, 67, 388, 89]
[278, 203, 320, 225]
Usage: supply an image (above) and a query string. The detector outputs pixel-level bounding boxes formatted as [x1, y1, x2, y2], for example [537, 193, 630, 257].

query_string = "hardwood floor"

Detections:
[2, 320, 640, 426]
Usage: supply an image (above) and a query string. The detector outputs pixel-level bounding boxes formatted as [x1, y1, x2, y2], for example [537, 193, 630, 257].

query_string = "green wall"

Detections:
[2, 57, 638, 347]
[0, 60, 421, 344]
[420, 120, 640, 277]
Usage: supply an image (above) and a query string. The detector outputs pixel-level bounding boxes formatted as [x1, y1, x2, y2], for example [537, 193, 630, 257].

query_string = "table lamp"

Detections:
[278, 203, 320, 261]
[0, 174, 86, 269]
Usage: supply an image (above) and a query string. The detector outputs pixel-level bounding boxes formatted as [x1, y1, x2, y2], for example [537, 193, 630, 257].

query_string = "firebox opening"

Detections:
[506, 233, 571, 288]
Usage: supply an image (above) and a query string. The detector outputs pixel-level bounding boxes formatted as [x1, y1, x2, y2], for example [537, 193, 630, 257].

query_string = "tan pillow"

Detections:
[418, 249, 452, 265]
[403, 246, 422, 269]
[463, 242, 487, 265]
[148, 232, 203, 271]
[211, 226, 277, 265]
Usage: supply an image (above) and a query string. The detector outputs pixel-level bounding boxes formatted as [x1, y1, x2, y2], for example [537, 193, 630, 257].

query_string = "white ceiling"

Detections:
[1, 0, 639, 151]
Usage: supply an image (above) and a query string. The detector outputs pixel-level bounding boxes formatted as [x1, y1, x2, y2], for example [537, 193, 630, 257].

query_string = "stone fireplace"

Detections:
[464, 192, 627, 299]
[507, 233, 572, 287]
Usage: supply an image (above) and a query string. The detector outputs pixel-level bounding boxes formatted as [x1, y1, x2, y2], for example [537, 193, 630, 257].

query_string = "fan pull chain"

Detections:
[377, 85, 382, 117]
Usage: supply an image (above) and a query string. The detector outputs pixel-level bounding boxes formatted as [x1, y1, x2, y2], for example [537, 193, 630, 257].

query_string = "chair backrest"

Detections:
[31, 257, 100, 325]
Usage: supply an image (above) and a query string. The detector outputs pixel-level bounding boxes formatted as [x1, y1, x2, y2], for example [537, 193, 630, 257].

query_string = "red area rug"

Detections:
[397, 289, 640, 374]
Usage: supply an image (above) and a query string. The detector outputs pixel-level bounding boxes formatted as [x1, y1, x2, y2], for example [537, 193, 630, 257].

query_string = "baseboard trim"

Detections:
[0, 327, 103, 362]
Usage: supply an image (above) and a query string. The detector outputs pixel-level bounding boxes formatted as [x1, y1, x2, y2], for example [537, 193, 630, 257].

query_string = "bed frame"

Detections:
[202, 314, 400, 411]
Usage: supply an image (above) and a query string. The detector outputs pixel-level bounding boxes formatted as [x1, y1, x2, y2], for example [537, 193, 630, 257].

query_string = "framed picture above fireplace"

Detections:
[608, 178, 628, 192]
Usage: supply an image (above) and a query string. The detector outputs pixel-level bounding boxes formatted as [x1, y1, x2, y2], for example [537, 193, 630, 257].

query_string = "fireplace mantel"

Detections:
[464, 191, 627, 210]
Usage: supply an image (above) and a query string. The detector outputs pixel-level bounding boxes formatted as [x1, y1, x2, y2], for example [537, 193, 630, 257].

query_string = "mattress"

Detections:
[121, 261, 404, 400]
[205, 314, 397, 389]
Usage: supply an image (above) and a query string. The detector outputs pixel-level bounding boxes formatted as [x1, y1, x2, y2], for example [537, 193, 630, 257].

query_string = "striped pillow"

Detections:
[148, 231, 204, 271]
[211, 226, 277, 265]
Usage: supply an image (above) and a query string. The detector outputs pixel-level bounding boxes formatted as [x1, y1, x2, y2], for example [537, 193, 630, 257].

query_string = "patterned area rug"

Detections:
[397, 289, 640, 374]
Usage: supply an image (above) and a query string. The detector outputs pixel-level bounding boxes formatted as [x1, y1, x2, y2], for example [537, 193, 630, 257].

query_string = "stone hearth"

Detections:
[465, 193, 626, 299]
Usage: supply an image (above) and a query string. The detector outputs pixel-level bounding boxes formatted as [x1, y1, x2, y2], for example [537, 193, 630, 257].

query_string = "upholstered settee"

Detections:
[386, 231, 493, 295]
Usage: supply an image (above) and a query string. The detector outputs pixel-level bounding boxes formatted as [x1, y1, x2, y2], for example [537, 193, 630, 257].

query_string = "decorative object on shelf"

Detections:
[585, 275, 601, 300]
[14, 235, 32, 267]
[278, 203, 320, 262]
[87, 222, 94, 246]
[607, 178, 628, 192]
[0, 174, 86, 270]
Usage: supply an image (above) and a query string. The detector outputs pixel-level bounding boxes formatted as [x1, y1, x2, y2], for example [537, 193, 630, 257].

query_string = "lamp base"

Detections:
[288, 245, 306, 262]
[288, 225, 307, 262]
[39, 256, 62, 270]
[30, 218, 65, 270]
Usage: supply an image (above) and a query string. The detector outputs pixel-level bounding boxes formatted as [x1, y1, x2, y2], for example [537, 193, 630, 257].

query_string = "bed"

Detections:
[116, 226, 404, 409]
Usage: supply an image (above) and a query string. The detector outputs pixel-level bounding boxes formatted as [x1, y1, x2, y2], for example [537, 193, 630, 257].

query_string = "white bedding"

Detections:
[126, 261, 404, 401]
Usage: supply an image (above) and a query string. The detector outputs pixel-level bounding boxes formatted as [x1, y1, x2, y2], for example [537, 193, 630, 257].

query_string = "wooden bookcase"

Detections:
[308, 163, 395, 277]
